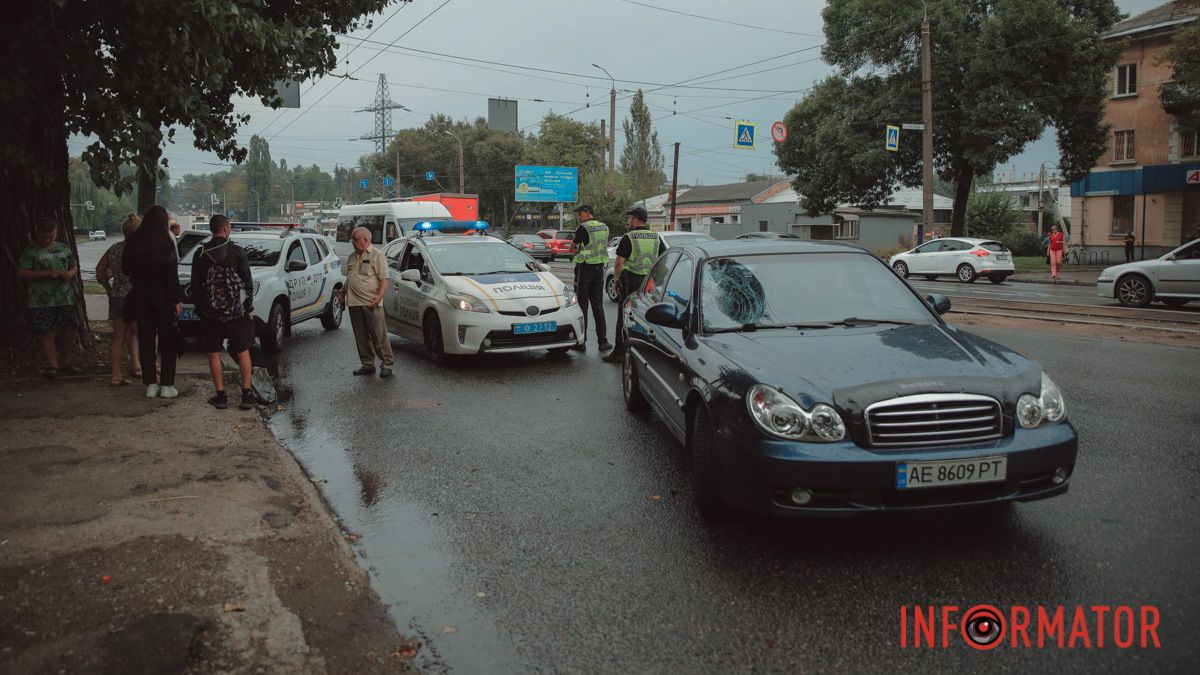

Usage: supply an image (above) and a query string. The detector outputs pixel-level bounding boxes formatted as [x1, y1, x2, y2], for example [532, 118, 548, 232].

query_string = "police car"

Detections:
[380, 221, 584, 363]
[177, 229, 345, 353]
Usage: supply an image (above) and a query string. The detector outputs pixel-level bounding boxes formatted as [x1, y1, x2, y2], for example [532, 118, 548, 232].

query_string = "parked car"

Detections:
[177, 229, 345, 353]
[889, 237, 1015, 284]
[736, 231, 801, 240]
[1097, 238, 1200, 307]
[605, 232, 715, 301]
[89, 230, 106, 241]
[177, 230, 210, 260]
[507, 234, 554, 261]
[619, 240, 1076, 521]
[537, 229, 575, 260]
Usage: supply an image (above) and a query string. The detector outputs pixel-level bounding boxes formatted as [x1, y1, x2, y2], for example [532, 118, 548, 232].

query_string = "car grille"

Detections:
[865, 393, 1002, 448]
[498, 306, 560, 317]
[483, 326, 575, 349]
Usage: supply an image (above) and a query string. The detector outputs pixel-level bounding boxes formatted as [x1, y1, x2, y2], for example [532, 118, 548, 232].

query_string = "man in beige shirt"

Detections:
[339, 227, 396, 377]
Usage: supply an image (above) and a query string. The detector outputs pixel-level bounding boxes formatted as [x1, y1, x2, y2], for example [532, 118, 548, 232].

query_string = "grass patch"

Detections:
[1014, 256, 1048, 272]
[84, 283, 106, 295]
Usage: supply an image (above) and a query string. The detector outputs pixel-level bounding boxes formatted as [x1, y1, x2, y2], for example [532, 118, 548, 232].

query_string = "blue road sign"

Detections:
[425, 171, 436, 181]
[734, 120, 757, 150]
[514, 165, 579, 203]
[384, 176, 394, 187]
[885, 125, 900, 152]
[359, 178, 370, 189]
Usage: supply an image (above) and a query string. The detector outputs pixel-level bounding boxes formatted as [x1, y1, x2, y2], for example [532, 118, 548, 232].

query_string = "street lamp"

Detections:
[1037, 160, 1062, 238]
[592, 63, 616, 173]
[443, 129, 465, 193]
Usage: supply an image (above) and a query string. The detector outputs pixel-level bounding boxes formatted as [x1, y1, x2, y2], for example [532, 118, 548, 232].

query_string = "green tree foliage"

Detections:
[576, 172, 636, 238]
[619, 91, 667, 199]
[246, 136, 274, 218]
[774, 0, 1122, 237]
[1158, 1, 1200, 133]
[68, 159, 137, 233]
[966, 191, 1023, 238]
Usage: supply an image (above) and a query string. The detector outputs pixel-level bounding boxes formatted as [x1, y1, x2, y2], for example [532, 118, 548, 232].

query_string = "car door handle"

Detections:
[647, 328, 657, 341]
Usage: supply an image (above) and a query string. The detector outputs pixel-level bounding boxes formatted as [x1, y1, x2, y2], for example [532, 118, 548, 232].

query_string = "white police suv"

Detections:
[380, 220, 584, 363]
[178, 229, 345, 353]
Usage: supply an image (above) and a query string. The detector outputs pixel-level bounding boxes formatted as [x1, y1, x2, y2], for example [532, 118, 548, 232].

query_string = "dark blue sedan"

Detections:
[619, 240, 1077, 520]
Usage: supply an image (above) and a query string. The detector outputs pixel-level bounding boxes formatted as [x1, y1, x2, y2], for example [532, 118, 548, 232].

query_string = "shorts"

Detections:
[29, 305, 78, 333]
[108, 296, 126, 322]
[201, 316, 255, 354]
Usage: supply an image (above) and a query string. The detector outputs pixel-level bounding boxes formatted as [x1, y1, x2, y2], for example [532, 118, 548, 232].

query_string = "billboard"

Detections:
[515, 165, 578, 203]
[488, 98, 518, 134]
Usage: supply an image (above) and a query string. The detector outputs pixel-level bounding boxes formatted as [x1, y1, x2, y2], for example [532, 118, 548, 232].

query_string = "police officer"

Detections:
[603, 206, 660, 363]
[570, 204, 611, 352]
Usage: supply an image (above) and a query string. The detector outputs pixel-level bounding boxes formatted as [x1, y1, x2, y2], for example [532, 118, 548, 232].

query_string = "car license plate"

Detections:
[513, 321, 556, 334]
[895, 455, 1007, 490]
[180, 308, 199, 322]
[996, 254, 1010, 261]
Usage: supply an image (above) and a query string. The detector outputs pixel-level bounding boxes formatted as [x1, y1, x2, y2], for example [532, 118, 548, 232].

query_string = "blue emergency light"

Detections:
[412, 220, 490, 234]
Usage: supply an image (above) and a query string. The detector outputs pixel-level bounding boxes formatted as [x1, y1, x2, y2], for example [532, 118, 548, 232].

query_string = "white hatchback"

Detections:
[380, 222, 584, 363]
[889, 237, 1015, 284]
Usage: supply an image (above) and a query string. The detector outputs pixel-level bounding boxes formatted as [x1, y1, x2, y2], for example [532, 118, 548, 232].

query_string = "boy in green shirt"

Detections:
[17, 218, 81, 377]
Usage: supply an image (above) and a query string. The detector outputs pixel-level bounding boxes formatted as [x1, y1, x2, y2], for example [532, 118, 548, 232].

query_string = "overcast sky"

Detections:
[67, 0, 1170, 191]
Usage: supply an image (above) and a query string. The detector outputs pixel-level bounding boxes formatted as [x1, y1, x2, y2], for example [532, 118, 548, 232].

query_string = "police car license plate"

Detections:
[513, 321, 556, 334]
[895, 455, 1006, 490]
[180, 308, 199, 322]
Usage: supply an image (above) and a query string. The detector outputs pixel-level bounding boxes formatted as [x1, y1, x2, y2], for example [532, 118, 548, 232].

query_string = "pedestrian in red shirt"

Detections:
[1048, 224, 1065, 280]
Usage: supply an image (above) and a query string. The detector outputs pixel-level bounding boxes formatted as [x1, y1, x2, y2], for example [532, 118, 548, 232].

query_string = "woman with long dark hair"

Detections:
[122, 204, 182, 398]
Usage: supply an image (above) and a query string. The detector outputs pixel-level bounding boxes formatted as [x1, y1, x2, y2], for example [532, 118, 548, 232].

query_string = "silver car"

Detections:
[1097, 238, 1200, 308]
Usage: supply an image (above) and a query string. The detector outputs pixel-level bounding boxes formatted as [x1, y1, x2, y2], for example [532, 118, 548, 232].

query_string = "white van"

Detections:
[334, 200, 453, 257]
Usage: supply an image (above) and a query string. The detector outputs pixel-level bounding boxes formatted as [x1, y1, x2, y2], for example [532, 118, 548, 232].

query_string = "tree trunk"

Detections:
[950, 163, 975, 238]
[0, 15, 88, 373]
[135, 117, 163, 214]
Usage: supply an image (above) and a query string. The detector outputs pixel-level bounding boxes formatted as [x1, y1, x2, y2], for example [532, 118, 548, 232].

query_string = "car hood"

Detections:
[699, 323, 1040, 408]
[1100, 259, 1160, 278]
[443, 271, 565, 302]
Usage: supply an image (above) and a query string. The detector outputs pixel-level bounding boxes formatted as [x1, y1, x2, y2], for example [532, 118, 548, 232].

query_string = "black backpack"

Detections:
[204, 249, 245, 322]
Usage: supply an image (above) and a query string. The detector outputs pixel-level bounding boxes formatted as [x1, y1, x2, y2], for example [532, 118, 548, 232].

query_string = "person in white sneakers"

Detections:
[121, 205, 182, 398]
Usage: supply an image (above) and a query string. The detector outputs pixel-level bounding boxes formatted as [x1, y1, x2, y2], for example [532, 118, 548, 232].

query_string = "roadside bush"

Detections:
[966, 191, 1022, 239]
[1002, 228, 1043, 256]
[873, 245, 907, 262]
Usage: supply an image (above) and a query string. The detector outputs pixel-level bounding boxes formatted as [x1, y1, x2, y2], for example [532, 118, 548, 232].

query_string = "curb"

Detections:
[1007, 277, 1097, 287]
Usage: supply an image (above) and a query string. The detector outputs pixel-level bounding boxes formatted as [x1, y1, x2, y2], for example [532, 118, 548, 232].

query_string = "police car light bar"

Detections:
[413, 220, 490, 234]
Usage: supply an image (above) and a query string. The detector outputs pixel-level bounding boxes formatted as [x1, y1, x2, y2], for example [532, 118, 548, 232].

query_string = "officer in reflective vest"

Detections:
[570, 204, 612, 353]
[603, 206, 661, 362]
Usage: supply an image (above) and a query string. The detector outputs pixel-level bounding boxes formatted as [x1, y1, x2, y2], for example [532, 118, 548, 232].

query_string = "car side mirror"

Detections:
[646, 302, 684, 328]
[400, 269, 422, 283]
[925, 293, 951, 315]
[286, 259, 307, 272]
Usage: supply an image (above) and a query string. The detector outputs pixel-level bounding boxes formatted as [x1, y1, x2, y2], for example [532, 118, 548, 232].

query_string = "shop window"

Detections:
[1111, 195, 1135, 235]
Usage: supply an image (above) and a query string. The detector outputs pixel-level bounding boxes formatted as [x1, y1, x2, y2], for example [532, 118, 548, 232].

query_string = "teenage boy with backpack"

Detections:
[193, 215, 256, 410]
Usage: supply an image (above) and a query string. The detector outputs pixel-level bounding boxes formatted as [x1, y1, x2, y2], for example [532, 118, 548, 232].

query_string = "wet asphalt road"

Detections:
[267, 305, 1199, 674]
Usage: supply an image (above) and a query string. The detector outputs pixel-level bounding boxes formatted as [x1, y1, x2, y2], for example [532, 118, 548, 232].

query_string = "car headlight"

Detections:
[747, 385, 845, 442]
[1017, 372, 1068, 429]
[563, 290, 578, 306]
[1097, 269, 1115, 281]
[447, 292, 490, 313]
[253, 281, 260, 296]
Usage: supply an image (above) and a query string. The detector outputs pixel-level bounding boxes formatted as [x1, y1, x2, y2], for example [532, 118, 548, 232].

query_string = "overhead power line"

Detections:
[616, 0, 824, 37]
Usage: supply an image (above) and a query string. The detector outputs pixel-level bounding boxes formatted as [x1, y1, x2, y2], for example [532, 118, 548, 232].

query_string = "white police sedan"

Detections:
[380, 221, 584, 363]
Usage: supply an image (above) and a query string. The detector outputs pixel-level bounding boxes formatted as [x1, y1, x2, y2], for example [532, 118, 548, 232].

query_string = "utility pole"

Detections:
[599, 119, 607, 169]
[668, 142, 680, 232]
[396, 147, 401, 200]
[1037, 163, 1045, 236]
[920, 14, 934, 243]
[444, 129, 465, 193]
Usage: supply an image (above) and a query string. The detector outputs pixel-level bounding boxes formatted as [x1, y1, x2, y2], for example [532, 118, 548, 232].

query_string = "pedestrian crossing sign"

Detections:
[885, 125, 900, 152]
[734, 121, 757, 150]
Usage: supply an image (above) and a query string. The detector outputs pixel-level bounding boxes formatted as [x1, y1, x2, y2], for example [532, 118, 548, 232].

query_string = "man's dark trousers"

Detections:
[575, 263, 607, 344]
[610, 270, 644, 354]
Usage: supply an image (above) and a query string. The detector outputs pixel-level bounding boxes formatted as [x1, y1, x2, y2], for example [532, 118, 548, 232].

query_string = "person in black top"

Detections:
[570, 204, 612, 352]
[192, 215, 256, 410]
[1124, 232, 1136, 262]
[122, 204, 182, 398]
[603, 206, 661, 362]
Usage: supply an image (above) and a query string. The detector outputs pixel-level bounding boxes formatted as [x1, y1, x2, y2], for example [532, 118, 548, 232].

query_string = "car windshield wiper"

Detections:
[833, 317, 915, 326]
[708, 322, 833, 333]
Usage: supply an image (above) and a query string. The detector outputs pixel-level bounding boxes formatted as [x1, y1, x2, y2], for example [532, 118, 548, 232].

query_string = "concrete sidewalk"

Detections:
[0, 365, 414, 669]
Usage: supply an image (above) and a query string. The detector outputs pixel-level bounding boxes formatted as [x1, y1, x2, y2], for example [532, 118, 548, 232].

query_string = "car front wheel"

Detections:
[423, 311, 448, 365]
[691, 404, 729, 522]
[892, 261, 909, 278]
[606, 274, 619, 301]
[1117, 275, 1152, 307]
[622, 350, 648, 413]
[261, 302, 286, 354]
[957, 263, 978, 283]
